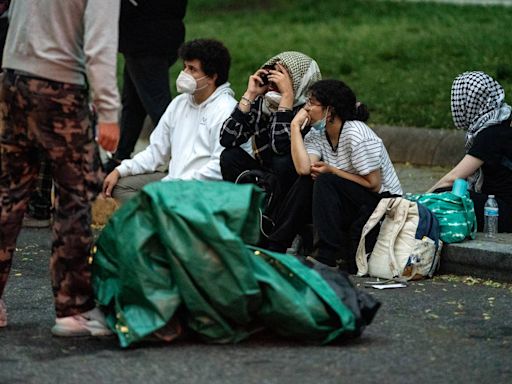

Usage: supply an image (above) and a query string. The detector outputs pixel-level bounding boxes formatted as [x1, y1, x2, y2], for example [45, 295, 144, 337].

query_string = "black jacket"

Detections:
[119, 0, 187, 57]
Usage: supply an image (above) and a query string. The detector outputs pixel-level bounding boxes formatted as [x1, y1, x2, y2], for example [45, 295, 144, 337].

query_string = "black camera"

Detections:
[260, 72, 270, 86]
[260, 65, 275, 86]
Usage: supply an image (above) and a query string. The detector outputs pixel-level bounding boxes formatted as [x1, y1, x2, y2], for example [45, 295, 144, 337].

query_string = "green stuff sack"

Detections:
[92, 181, 379, 347]
[407, 192, 477, 243]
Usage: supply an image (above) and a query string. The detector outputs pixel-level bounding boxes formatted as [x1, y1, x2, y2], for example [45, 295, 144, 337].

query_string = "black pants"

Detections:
[114, 54, 176, 161]
[220, 147, 297, 188]
[268, 174, 387, 269]
[220, 147, 298, 196]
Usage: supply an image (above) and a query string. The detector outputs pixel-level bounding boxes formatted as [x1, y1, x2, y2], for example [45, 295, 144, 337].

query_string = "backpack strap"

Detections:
[385, 198, 412, 278]
[356, 197, 397, 276]
[356, 198, 412, 278]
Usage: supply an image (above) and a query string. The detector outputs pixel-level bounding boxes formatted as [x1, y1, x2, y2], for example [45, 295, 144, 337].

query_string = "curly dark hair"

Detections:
[308, 79, 369, 122]
[178, 39, 231, 86]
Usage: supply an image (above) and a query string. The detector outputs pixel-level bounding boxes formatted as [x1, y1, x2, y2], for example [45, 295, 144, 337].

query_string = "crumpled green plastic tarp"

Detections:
[92, 181, 379, 347]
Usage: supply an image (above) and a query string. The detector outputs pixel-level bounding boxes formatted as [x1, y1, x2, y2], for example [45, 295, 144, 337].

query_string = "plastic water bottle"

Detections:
[484, 195, 499, 238]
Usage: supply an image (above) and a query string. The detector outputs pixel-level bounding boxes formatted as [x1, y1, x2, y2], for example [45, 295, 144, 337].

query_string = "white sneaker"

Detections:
[51, 307, 113, 337]
[0, 299, 7, 328]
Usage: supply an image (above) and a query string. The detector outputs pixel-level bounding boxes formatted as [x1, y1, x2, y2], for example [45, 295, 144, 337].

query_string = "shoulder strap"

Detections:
[385, 199, 412, 277]
[356, 197, 398, 276]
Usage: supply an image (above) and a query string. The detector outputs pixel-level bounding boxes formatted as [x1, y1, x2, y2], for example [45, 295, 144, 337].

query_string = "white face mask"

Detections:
[176, 71, 208, 94]
[264, 91, 282, 111]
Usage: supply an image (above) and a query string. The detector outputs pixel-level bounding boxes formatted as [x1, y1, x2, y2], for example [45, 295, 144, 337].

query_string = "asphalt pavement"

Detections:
[0, 227, 511, 384]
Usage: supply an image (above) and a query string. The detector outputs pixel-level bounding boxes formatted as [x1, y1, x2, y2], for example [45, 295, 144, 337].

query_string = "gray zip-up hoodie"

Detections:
[3, 0, 120, 123]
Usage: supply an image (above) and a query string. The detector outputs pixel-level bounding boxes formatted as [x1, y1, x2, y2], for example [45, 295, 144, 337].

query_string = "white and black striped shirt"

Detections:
[304, 120, 402, 195]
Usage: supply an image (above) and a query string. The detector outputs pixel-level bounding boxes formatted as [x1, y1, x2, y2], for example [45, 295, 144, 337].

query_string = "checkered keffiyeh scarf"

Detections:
[263, 51, 322, 107]
[451, 71, 512, 191]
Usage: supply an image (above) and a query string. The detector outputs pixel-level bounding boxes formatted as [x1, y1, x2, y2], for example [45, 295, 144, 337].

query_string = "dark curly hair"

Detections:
[308, 79, 369, 122]
[178, 39, 231, 86]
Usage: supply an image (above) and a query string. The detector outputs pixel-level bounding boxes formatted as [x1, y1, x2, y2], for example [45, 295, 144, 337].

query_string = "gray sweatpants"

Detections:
[112, 171, 166, 204]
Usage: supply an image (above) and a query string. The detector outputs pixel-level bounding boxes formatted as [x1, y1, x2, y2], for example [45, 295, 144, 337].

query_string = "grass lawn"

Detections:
[120, 0, 512, 129]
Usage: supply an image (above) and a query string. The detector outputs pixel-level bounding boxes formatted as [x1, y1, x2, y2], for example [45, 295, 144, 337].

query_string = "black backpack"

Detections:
[235, 169, 281, 238]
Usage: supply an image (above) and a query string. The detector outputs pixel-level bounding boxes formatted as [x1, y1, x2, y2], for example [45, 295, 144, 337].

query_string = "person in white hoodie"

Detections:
[103, 39, 236, 203]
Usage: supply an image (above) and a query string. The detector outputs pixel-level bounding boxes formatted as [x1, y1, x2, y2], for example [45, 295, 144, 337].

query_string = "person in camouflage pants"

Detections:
[0, 71, 103, 318]
[0, 0, 119, 336]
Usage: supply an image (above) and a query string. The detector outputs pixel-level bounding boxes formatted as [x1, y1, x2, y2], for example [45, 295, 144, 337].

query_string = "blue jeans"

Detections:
[114, 54, 176, 161]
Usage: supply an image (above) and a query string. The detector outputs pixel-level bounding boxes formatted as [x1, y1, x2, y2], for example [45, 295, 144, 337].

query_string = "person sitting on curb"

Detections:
[266, 79, 402, 272]
[219, 51, 322, 196]
[104, 0, 187, 174]
[428, 71, 512, 233]
[103, 39, 236, 203]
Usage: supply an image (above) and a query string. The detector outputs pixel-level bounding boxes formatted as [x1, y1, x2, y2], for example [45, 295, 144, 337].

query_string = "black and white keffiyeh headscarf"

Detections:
[262, 51, 321, 114]
[451, 71, 512, 191]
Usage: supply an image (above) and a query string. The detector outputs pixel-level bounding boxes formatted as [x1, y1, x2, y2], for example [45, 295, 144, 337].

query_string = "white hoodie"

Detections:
[116, 83, 236, 181]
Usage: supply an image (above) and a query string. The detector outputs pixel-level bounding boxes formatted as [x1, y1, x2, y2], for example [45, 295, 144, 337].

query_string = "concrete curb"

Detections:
[440, 233, 512, 282]
[373, 125, 465, 167]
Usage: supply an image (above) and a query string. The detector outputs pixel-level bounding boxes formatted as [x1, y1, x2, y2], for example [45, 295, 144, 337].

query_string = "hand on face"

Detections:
[267, 63, 293, 97]
[291, 108, 310, 131]
[310, 161, 332, 180]
[246, 68, 271, 98]
[246, 62, 294, 99]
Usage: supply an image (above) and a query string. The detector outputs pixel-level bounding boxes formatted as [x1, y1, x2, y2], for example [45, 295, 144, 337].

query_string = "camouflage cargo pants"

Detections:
[0, 70, 103, 317]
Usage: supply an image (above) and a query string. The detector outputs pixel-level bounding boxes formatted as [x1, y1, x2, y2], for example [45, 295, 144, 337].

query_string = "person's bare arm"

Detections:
[290, 109, 319, 175]
[311, 162, 381, 192]
[427, 154, 483, 192]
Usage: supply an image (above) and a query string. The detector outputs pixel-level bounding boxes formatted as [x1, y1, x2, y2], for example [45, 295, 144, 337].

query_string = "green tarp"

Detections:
[92, 181, 379, 347]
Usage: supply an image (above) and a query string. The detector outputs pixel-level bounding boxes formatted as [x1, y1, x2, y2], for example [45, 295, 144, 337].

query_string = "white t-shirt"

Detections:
[304, 120, 402, 195]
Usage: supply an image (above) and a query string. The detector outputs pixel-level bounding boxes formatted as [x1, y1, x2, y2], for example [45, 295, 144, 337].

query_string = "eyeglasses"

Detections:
[305, 97, 322, 108]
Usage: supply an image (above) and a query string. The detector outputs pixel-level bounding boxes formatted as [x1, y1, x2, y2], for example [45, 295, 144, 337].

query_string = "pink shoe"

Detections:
[0, 299, 7, 328]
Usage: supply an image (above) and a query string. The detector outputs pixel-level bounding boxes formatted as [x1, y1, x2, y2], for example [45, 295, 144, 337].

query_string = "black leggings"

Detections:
[268, 174, 391, 268]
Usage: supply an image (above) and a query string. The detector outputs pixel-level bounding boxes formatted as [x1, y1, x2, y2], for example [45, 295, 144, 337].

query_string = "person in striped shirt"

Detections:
[267, 79, 402, 272]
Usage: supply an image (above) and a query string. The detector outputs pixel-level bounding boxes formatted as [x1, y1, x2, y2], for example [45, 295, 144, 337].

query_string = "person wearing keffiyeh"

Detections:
[219, 51, 321, 192]
[429, 71, 512, 233]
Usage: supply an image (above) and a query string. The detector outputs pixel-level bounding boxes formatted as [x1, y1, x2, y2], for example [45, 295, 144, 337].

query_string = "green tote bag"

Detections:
[407, 192, 477, 243]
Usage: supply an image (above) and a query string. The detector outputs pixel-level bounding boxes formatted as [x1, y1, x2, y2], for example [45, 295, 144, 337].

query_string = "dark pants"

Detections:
[268, 174, 386, 270]
[267, 176, 314, 251]
[220, 147, 298, 194]
[435, 187, 512, 232]
[0, 72, 103, 317]
[114, 54, 175, 161]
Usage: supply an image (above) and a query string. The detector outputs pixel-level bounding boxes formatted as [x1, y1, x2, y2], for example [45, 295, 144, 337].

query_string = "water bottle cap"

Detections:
[488, 195, 495, 198]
